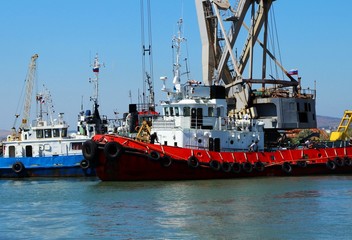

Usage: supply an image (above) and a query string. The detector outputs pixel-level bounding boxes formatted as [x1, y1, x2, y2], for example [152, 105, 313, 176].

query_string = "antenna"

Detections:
[129, 90, 132, 103]
[89, 53, 105, 113]
[172, 18, 186, 93]
[140, 0, 155, 109]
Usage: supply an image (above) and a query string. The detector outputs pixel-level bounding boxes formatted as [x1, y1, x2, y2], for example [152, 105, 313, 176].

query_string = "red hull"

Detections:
[85, 134, 352, 181]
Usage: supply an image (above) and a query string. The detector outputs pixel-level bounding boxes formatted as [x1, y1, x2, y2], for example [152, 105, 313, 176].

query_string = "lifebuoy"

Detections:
[282, 162, 292, 174]
[188, 156, 199, 168]
[326, 159, 336, 170]
[80, 159, 90, 169]
[242, 162, 253, 173]
[334, 157, 344, 167]
[297, 160, 307, 168]
[149, 151, 161, 161]
[232, 162, 241, 173]
[104, 141, 123, 161]
[221, 162, 232, 173]
[254, 161, 265, 172]
[82, 140, 97, 161]
[160, 156, 172, 167]
[12, 161, 25, 174]
[344, 157, 352, 166]
[209, 160, 221, 171]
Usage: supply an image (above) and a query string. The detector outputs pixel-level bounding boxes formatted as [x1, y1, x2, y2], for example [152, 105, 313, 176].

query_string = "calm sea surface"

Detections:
[1, 175, 352, 239]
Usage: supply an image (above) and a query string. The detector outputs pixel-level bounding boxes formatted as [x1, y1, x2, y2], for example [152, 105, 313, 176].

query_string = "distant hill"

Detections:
[316, 115, 340, 130]
[0, 130, 11, 141]
[0, 115, 341, 141]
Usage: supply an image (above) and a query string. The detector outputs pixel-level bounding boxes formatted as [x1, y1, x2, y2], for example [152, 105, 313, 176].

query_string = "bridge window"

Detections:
[44, 129, 52, 138]
[175, 107, 179, 116]
[62, 129, 67, 137]
[53, 129, 60, 137]
[208, 107, 214, 117]
[36, 130, 43, 138]
[170, 107, 174, 116]
[72, 142, 83, 150]
[164, 107, 169, 116]
[216, 107, 221, 117]
[25, 145, 33, 157]
[183, 107, 190, 116]
[9, 146, 15, 157]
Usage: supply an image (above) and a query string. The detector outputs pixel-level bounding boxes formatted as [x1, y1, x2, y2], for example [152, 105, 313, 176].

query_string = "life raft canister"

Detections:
[12, 161, 25, 174]
[82, 140, 98, 161]
[104, 141, 123, 161]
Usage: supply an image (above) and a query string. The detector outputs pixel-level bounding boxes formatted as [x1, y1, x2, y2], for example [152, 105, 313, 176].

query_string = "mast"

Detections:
[140, 0, 155, 111]
[90, 53, 101, 110]
[36, 85, 55, 125]
[172, 18, 186, 93]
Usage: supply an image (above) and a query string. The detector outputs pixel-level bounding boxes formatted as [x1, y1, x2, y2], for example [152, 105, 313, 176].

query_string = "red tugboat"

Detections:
[82, 0, 352, 181]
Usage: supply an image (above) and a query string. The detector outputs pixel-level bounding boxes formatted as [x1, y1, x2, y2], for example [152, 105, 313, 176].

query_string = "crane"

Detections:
[195, 0, 317, 147]
[330, 110, 352, 141]
[19, 54, 39, 130]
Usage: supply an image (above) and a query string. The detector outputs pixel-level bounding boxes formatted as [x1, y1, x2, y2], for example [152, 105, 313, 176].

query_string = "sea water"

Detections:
[1, 176, 352, 239]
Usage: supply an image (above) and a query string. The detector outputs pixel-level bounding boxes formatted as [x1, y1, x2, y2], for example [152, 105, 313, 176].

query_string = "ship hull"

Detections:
[87, 135, 352, 181]
[0, 155, 95, 178]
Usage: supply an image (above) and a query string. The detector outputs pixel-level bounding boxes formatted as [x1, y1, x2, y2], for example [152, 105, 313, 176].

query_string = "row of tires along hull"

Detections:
[82, 140, 352, 175]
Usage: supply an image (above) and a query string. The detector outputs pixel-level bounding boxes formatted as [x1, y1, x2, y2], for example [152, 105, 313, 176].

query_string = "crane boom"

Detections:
[195, 0, 317, 134]
[20, 54, 39, 130]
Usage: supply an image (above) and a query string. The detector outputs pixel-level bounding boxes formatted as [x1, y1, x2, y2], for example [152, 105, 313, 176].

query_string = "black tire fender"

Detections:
[80, 159, 90, 169]
[344, 157, 352, 166]
[232, 162, 242, 173]
[104, 141, 123, 161]
[326, 159, 336, 170]
[149, 151, 161, 161]
[82, 140, 98, 161]
[221, 162, 232, 173]
[209, 160, 221, 171]
[160, 156, 172, 167]
[282, 162, 292, 174]
[334, 157, 344, 167]
[254, 161, 265, 172]
[188, 156, 199, 168]
[12, 161, 25, 174]
[242, 162, 253, 173]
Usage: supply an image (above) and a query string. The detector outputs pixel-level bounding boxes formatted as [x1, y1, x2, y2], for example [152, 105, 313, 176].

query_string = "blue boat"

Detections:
[0, 54, 113, 178]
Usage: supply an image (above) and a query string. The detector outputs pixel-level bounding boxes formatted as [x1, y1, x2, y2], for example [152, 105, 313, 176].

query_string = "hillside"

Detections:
[316, 115, 340, 130]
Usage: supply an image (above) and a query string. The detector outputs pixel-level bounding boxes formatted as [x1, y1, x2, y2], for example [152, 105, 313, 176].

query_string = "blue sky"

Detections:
[1, 0, 351, 130]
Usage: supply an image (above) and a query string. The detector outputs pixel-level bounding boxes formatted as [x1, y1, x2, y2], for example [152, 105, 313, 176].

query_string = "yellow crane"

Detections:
[330, 110, 352, 141]
[17, 54, 39, 131]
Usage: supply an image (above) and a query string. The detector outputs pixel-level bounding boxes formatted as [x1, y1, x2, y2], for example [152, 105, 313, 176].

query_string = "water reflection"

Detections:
[1, 176, 352, 239]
